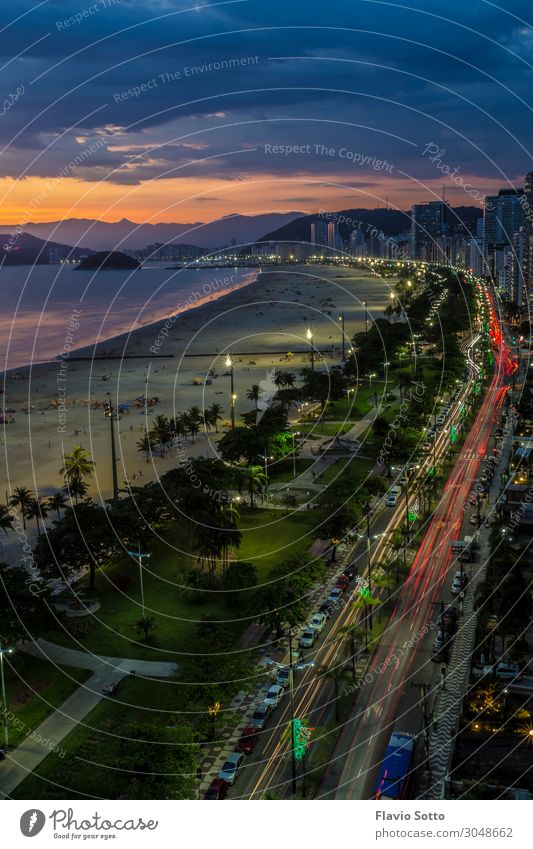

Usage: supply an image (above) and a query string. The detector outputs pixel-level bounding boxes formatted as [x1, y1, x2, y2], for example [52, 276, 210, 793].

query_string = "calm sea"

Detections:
[0, 263, 257, 372]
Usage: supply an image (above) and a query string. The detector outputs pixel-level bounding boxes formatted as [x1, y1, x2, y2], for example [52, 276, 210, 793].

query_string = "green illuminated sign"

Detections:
[451, 425, 457, 444]
[292, 718, 315, 760]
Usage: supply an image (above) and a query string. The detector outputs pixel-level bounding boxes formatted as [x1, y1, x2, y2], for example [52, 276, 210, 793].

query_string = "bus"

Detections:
[375, 732, 416, 800]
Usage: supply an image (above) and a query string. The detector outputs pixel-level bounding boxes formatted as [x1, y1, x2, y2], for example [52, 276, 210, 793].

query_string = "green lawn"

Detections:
[299, 422, 354, 437]
[316, 457, 374, 485]
[237, 507, 325, 576]
[267, 458, 314, 483]
[45, 506, 322, 661]
[12, 675, 184, 800]
[3, 655, 90, 747]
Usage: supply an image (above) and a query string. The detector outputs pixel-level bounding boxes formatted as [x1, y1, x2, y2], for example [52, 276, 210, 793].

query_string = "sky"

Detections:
[0, 0, 532, 225]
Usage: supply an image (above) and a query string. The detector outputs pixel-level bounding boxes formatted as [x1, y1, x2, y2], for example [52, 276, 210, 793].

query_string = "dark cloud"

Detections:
[0, 0, 531, 194]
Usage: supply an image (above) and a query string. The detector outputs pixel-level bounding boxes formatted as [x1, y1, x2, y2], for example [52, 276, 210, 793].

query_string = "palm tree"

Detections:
[207, 403, 224, 433]
[274, 370, 296, 389]
[318, 663, 352, 721]
[25, 498, 48, 536]
[338, 622, 365, 683]
[47, 490, 68, 520]
[137, 433, 154, 463]
[246, 384, 260, 424]
[0, 504, 14, 536]
[133, 615, 156, 641]
[151, 414, 171, 457]
[187, 406, 203, 437]
[239, 465, 268, 509]
[9, 486, 34, 530]
[60, 446, 95, 485]
[384, 529, 405, 584]
[171, 413, 188, 442]
[64, 478, 88, 504]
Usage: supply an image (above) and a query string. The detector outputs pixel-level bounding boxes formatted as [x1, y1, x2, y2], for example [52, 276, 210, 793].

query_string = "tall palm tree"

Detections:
[9, 486, 34, 530]
[0, 504, 14, 536]
[185, 408, 202, 443]
[60, 446, 95, 485]
[274, 370, 296, 389]
[207, 403, 224, 433]
[151, 414, 171, 457]
[25, 498, 48, 536]
[238, 465, 268, 509]
[47, 490, 68, 520]
[338, 621, 365, 683]
[64, 478, 88, 504]
[246, 384, 260, 424]
[137, 433, 154, 463]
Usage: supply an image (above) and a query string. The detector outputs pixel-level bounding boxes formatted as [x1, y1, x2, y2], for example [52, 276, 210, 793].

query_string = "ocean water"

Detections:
[0, 263, 257, 372]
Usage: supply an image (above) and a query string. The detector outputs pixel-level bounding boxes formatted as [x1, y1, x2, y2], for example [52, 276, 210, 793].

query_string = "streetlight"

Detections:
[225, 354, 235, 431]
[127, 542, 151, 617]
[104, 395, 120, 503]
[291, 432, 300, 479]
[306, 327, 314, 371]
[0, 641, 14, 750]
[364, 298, 368, 334]
[338, 313, 345, 362]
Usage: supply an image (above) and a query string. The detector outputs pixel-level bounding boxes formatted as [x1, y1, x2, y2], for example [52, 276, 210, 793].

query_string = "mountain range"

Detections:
[1, 212, 304, 253]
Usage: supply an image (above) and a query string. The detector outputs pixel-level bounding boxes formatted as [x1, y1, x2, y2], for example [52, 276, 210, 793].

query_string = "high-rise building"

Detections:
[523, 172, 533, 303]
[327, 220, 338, 249]
[410, 201, 448, 260]
[483, 188, 525, 285]
[310, 219, 328, 249]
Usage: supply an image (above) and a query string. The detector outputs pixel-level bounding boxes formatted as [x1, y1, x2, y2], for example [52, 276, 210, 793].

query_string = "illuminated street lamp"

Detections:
[338, 313, 346, 361]
[225, 354, 235, 430]
[0, 642, 14, 750]
[306, 327, 314, 371]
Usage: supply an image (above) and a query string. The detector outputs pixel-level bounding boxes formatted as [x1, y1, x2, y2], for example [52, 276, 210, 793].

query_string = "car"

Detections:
[310, 612, 327, 633]
[205, 778, 228, 799]
[422, 442, 432, 453]
[235, 726, 260, 755]
[451, 573, 467, 594]
[343, 564, 357, 580]
[218, 752, 245, 785]
[327, 587, 343, 604]
[482, 662, 523, 681]
[319, 602, 333, 619]
[299, 628, 317, 649]
[264, 684, 285, 708]
[335, 575, 349, 591]
[276, 667, 291, 688]
[250, 702, 272, 730]
[441, 605, 457, 631]
[469, 512, 479, 525]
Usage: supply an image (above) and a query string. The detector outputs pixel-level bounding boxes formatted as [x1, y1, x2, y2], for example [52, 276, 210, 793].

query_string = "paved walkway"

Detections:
[0, 639, 177, 798]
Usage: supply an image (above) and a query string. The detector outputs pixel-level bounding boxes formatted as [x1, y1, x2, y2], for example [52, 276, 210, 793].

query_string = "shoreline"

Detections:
[1, 266, 391, 503]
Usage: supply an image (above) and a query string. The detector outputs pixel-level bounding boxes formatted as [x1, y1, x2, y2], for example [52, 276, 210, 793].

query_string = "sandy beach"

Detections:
[0, 266, 391, 509]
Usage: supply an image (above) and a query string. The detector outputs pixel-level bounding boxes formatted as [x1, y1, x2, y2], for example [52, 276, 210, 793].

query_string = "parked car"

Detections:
[335, 574, 349, 591]
[387, 486, 401, 506]
[319, 602, 333, 619]
[343, 564, 357, 580]
[205, 778, 228, 799]
[218, 752, 245, 785]
[441, 605, 457, 632]
[310, 612, 327, 633]
[250, 702, 272, 730]
[451, 572, 467, 594]
[470, 512, 479, 525]
[264, 684, 285, 708]
[327, 587, 343, 604]
[482, 662, 524, 681]
[300, 627, 318, 649]
[235, 726, 260, 755]
[276, 667, 291, 688]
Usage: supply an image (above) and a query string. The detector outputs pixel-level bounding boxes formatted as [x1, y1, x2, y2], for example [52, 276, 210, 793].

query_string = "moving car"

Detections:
[264, 684, 285, 708]
[300, 627, 318, 649]
[205, 778, 228, 799]
[235, 726, 260, 755]
[218, 752, 245, 785]
[250, 702, 272, 730]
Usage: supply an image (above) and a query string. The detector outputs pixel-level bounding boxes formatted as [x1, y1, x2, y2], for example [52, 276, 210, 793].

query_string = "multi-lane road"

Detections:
[233, 307, 509, 800]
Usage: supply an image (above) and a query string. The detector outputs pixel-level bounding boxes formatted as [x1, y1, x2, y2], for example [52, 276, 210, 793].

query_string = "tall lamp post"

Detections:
[0, 642, 14, 750]
[306, 327, 314, 372]
[127, 542, 151, 617]
[104, 396, 120, 503]
[225, 354, 235, 431]
[338, 313, 346, 362]
[364, 501, 373, 628]
[364, 298, 368, 334]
